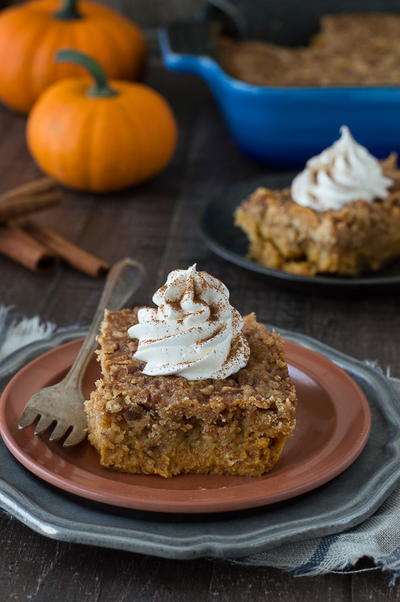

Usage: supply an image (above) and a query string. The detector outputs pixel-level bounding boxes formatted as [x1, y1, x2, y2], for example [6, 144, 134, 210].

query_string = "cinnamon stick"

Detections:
[0, 177, 55, 200]
[0, 190, 61, 222]
[0, 177, 60, 222]
[0, 224, 57, 273]
[22, 220, 110, 278]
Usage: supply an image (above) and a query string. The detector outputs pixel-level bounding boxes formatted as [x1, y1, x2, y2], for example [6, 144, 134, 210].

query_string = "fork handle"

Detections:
[63, 257, 145, 390]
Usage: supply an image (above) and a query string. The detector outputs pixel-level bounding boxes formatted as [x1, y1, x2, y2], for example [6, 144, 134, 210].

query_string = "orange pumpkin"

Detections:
[27, 50, 177, 193]
[0, 0, 146, 113]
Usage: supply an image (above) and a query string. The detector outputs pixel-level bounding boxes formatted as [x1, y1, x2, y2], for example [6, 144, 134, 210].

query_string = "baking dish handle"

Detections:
[158, 23, 223, 83]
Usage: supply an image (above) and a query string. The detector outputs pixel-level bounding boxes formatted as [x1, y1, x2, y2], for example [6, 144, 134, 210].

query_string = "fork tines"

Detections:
[19, 408, 67, 441]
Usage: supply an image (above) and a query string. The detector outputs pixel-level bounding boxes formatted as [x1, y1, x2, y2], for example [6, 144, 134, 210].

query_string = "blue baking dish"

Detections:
[159, 6, 400, 166]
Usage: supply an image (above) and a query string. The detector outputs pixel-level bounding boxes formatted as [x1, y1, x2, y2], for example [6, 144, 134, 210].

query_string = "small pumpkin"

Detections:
[0, 0, 146, 113]
[27, 50, 177, 193]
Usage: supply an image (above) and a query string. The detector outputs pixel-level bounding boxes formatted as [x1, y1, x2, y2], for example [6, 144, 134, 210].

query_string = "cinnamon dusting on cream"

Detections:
[128, 264, 250, 380]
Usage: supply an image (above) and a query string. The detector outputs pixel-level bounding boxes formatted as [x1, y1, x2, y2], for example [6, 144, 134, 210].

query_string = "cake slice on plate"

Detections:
[235, 127, 400, 276]
[85, 265, 297, 477]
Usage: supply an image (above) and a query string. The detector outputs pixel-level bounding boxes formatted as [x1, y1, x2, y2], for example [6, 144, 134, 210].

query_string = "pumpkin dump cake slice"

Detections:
[235, 127, 400, 276]
[85, 265, 297, 477]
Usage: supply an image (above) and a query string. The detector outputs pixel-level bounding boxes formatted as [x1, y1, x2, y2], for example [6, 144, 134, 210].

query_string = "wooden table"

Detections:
[0, 60, 399, 601]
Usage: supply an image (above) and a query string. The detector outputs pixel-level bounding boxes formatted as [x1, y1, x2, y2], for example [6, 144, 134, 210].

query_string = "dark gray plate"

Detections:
[0, 328, 399, 559]
[200, 173, 400, 294]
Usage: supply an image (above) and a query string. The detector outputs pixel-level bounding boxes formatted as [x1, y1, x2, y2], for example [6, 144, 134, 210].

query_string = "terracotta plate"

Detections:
[0, 337, 371, 514]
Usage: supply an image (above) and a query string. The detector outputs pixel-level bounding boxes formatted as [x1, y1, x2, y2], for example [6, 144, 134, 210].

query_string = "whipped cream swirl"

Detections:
[291, 126, 393, 211]
[128, 265, 250, 380]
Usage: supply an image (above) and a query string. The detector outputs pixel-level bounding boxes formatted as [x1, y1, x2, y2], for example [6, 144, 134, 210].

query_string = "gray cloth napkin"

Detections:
[0, 306, 55, 361]
[0, 306, 399, 579]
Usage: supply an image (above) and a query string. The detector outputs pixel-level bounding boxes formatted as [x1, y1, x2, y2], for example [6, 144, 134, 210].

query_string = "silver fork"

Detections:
[18, 257, 145, 446]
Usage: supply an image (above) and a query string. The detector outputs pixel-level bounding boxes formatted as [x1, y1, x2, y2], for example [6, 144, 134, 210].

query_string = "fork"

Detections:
[18, 257, 145, 446]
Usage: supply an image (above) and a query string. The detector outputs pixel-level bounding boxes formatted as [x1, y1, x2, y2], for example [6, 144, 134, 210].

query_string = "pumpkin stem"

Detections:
[55, 0, 81, 20]
[56, 50, 118, 98]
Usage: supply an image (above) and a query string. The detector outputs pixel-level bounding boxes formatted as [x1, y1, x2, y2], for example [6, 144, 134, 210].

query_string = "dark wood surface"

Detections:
[0, 59, 399, 601]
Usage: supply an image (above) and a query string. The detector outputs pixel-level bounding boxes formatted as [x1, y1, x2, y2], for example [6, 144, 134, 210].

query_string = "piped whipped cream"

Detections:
[291, 126, 393, 211]
[128, 264, 250, 380]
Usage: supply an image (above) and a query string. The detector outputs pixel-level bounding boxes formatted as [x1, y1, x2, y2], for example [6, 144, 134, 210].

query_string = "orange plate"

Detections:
[0, 338, 371, 514]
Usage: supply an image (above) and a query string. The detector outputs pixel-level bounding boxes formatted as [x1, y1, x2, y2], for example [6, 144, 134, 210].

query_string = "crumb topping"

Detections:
[218, 14, 400, 87]
[95, 309, 297, 437]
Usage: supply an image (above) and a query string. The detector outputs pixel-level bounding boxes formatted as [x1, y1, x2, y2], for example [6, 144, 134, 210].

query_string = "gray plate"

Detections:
[0, 328, 399, 559]
[200, 173, 400, 294]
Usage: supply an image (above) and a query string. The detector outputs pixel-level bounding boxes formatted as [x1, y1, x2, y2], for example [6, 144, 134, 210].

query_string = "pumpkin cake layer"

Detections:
[218, 13, 400, 87]
[235, 156, 400, 277]
[85, 309, 297, 478]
